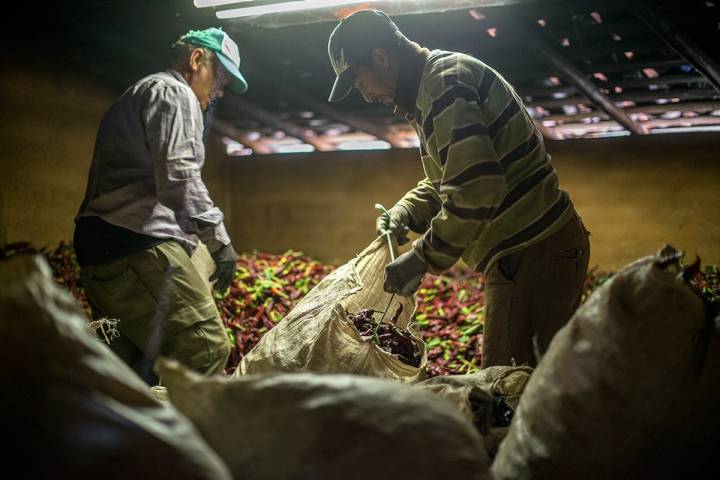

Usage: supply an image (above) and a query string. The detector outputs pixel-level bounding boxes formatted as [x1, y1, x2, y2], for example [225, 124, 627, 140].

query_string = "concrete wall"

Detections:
[224, 133, 720, 270]
[1, 63, 718, 270]
[550, 134, 720, 270]
[225, 148, 423, 263]
[0, 64, 113, 248]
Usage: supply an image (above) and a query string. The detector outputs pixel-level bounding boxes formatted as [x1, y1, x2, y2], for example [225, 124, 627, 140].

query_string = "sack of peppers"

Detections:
[492, 246, 720, 479]
[235, 236, 425, 382]
[1, 241, 718, 378]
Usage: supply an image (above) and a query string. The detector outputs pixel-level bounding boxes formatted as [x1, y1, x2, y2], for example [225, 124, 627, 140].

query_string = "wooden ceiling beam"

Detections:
[526, 87, 718, 110]
[611, 88, 719, 104]
[220, 96, 334, 151]
[542, 101, 720, 123]
[499, 57, 685, 85]
[244, 61, 406, 148]
[624, 0, 720, 92]
[519, 42, 645, 135]
[211, 119, 273, 154]
[517, 75, 708, 100]
[608, 74, 707, 89]
[577, 57, 685, 75]
[546, 115, 720, 135]
[544, 37, 664, 62]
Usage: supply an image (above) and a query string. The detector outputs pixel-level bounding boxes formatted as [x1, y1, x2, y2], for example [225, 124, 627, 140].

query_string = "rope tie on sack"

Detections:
[88, 318, 120, 345]
[490, 365, 534, 397]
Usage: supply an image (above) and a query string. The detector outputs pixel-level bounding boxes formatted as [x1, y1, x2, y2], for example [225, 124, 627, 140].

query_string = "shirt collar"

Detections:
[167, 69, 189, 86]
[393, 48, 432, 122]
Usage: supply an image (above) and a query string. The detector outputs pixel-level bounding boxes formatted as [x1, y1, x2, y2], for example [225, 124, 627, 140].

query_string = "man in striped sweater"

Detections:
[327, 10, 590, 367]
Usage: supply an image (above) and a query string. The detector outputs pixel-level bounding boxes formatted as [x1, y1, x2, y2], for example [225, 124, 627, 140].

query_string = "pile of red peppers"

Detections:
[4, 242, 716, 377]
[215, 250, 334, 370]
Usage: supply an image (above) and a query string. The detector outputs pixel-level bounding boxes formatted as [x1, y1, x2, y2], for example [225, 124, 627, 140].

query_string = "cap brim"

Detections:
[216, 52, 248, 94]
[328, 70, 353, 103]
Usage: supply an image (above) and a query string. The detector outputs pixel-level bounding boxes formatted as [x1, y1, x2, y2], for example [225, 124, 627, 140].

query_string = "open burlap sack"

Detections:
[237, 236, 426, 382]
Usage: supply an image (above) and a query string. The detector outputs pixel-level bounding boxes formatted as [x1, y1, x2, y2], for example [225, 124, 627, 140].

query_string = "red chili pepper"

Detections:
[15, 241, 695, 378]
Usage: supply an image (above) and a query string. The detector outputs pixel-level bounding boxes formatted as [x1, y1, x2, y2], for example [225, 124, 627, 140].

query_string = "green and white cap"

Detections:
[181, 27, 248, 94]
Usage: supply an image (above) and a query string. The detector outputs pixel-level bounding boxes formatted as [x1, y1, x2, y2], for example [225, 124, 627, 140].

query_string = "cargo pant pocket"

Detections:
[81, 261, 158, 324]
[162, 318, 230, 375]
[551, 213, 590, 277]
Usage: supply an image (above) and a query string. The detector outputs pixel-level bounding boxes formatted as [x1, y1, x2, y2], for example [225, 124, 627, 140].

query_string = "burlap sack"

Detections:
[158, 358, 491, 480]
[416, 366, 532, 457]
[237, 236, 426, 381]
[0, 255, 231, 480]
[492, 247, 720, 480]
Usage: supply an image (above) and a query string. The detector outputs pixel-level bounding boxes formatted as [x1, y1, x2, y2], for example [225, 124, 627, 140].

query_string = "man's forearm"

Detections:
[155, 169, 231, 251]
[395, 177, 442, 233]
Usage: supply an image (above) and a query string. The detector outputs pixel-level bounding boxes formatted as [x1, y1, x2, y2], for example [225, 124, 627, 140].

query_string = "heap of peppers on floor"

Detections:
[3, 242, 718, 377]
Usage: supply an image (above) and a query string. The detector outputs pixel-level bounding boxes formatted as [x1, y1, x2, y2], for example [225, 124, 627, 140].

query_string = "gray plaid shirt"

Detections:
[77, 70, 230, 255]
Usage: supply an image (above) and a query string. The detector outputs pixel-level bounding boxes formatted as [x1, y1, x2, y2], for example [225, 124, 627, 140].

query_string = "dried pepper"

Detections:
[687, 264, 719, 318]
[5, 242, 715, 378]
[215, 250, 334, 371]
[348, 307, 422, 367]
[415, 270, 486, 377]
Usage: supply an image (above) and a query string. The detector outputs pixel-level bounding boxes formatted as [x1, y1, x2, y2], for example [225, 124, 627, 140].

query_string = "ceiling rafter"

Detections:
[245, 48, 407, 148]
[623, 0, 720, 92]
[209, 0, 720, 146]
[519, 26, 647, 134]
[543, 100, 720, 123]
[222, 95, 334, 151]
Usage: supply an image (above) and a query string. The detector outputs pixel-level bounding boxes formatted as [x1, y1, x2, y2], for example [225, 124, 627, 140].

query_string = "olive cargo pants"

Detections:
[481, 212, 590, 368]
[80, 240, 230, 382]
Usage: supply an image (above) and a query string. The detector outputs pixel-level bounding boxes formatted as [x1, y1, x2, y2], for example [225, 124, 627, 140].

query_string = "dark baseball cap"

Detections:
[327, 9, 405, 102]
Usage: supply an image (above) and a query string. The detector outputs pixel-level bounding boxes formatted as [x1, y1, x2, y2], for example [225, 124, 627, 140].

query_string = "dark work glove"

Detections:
[384, 250, 427, 297]
[209, 243, 238, 293]
[376, 205, 411, 245]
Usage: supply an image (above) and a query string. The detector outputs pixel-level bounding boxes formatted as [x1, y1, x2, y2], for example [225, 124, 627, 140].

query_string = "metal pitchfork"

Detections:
[374, 203, 398, 334]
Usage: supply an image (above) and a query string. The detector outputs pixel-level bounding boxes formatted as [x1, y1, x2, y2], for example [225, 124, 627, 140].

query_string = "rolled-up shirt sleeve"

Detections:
[142, 84, 230, 252]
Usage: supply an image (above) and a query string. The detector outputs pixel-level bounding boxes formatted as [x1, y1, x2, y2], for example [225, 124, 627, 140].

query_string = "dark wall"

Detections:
[548, 133, 720, 270]
[223, 133, 720, 270]
[0, 63, 113, 247]
[224, 148, 423, 264]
